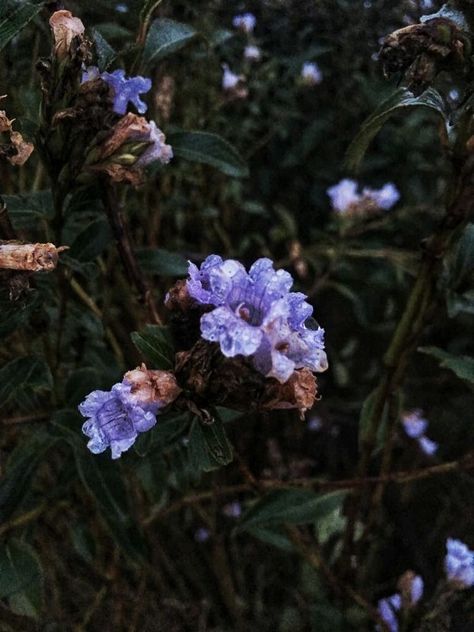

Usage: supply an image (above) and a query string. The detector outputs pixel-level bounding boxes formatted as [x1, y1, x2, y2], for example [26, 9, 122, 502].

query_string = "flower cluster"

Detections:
[232, 13, 256, 34]
[79, 366, 181, 458]
[223, 11, 262, 98]
[327, 179, 400, 214]
[401, 409, 438, 456]
[301, 62, 323, 86]
[378, 572, 423, 632]
[445, 538, 474, 588]
[82, 67, 152, 115]
[186, 256, 328, 384]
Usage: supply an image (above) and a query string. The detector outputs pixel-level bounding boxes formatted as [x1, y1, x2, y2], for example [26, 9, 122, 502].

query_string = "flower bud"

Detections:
[123, 364, 181, 409]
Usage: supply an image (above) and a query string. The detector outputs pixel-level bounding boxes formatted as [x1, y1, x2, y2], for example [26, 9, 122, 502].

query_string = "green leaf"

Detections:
[169, 131, 249, 178]
[0, 540, 43, 618]
[0, 289, 41, 339]
[0, 356, 53, 407]
[1, 191, 53, 229]
[188, 417, 233, 472]
[0, 1, 43, 52]
[65, 368, 101, 407]
[419, 346, 474, 383]
[90, 28, 116, 70]
[245, 526, 293, 552]
[0, 430, 57, 522]
[144, 19, 197, 64]
[358, 388, 380, 448]
[445, 223, 474, 286]
[74, 450, 147, 560]
[136, 248, 188, 276]
[238, 489, 348, 530]
[346, 88, 446, 171]
[131, 324, 174, 369]
[68, 218, 113, 262]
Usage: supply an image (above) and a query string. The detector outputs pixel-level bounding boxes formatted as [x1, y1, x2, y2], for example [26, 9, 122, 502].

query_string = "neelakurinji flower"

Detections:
[301, 62, 323, 86]
[401, 410, 438, 456]
[186, 256, 328, 384]
[327, 179, 400, 214]
[82, 66, 152, 115]
[232, 12, 256, 34]
[79, 366, 181, 458]
[244, 45, 262, 62]
[444, 538, 474, 588]
[377, 594, 401, 632]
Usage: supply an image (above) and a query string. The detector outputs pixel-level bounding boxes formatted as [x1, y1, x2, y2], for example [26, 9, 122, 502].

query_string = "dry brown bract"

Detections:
[124, 364, 182, 408]
[49, 10, 85, 60]
[0, 242, 67, 272]
[0, 102, 34, 166]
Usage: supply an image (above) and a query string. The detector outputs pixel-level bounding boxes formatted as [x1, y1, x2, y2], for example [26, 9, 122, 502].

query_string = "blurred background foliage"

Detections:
[0, 0, 473, 630]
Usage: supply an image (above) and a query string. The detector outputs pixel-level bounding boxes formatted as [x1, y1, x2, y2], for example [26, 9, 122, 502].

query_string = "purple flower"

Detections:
[187, 256, 328, 384]
[194, 527, 211, 543]
[222, 64, 241, 90]
[232, 13, 256, 33]
[445, 538, 474, 588]
[401, 410, 428, 439]
[223, 501, 242, 518]
[135, 120, 173, 167]
[327, 179, 361, 213]
[79, 382, 159, 459]
[82, 66, 151, 115]
[408, 575, 424, 605]
[301, 62, 323, 86]
[363, 183, 400, 210]
[417, 435, 438, 456]
[244, 45, 261, 62]
[377, 594, 401, 632]
[308, 415, 323, 432]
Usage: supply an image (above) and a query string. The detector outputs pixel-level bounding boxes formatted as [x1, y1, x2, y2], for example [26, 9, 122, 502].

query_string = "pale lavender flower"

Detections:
[232, 12, 256, 34]
[79, 382, 159, 459]
[135, 120, 173, 167]
[410, 575, 424, 605]
[82, 66, 151, 115]
[418, 435, 438, 456]
[194, 527, 211, 543]
[363, 183, 400, 210]
[222, 64, 241, 90]
[327, 179, 361, 213]
[401, 410, 428, 439]
[308, 415, 323, 432]
[301, 62, 323, 86]
[223, 501, 242, 518]
[115, 3, 128, 12]
[377, 594, 401, 632]
[187, 256, 328, 384]
[244, 45, 261, 62]
[445, 538, 474, 588]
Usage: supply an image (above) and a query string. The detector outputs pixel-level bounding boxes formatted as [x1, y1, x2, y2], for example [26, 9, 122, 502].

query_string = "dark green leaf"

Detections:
[169, 131, 249, 177]
[346, 88, 446, 171]
[0, 356, 53, 407]
[0, 289, 41, 339]
[65, 368, 101, 407]
[2, 191, 53, 229]
[245, 526, 293, 552]
[0, 2, 43, 52]
[90, 28, 116, 70]
[0, 540, 43, 618]
[445, 223, 474, 287]
[144, 19, 197, 64]
[68, 218, 113, 262]
[238, 489, 348, 529]
[0, 430, 57, 522]
[131, 324, 174, 369]
[188, 417, 233, 472]
[136, 248, 188, 276]
[419, 346, 474, 383]
[74, 450, 147, 560]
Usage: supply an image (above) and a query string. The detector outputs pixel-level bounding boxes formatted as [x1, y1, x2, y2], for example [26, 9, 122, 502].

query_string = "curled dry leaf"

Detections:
[49, 10, 85, 60]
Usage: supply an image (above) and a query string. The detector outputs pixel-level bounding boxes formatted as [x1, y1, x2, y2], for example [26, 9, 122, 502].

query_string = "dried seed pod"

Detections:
[0, 242, 67, 272]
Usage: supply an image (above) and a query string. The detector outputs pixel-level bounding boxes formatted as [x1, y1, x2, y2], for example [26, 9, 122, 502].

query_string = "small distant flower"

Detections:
[115, 3, 129, 12]
[401, 410, 428, 439]
[222, 64, 241, 90]
[307, 415, 323, 431]
[186, 256, 327, 384]
[82, 67, 151, 115]
[445, 538, 474, 588]
[398, 571, 424, 607]
[194, 527, 211, 543]
[418, 435, 438, 456]
[377, 594, 401, 632]
[301, 62, 323, 86]
[223, 501, 242, 518]
[232, 13, 256, 34]
[362, 183, 400, 210]
[49, 10, 85, 60]
[449, 88, 460, 101]
[327, 179, 361, 213]
[328, 179, 400, 214]
[244, 45, 261, 62]
[79, 368, 180, 459]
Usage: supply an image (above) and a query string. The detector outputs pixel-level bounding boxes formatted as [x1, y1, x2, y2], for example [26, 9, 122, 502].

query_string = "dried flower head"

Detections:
[49, 10, 85, 60]
[123, 364, 181, 408]
[0, 101, 34, 166]
[186, 256, 327, 384]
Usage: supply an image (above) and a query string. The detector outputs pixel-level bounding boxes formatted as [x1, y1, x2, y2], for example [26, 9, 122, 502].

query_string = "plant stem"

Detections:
[102, 182, 162, 325]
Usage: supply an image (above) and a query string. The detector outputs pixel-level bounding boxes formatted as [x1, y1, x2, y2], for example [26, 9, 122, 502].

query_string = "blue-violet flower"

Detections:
[186, 256, 328, 384]
[445, 538, 474, 588]
[377, 594, 401, 632]
[82, 66, 151, 115]
[301, 62, 323, 86]
[232, 13, 256, 33]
